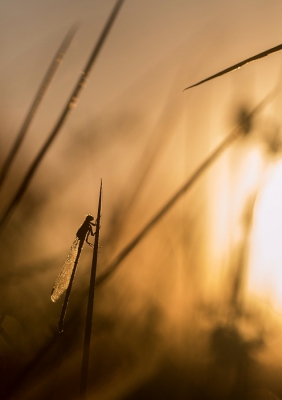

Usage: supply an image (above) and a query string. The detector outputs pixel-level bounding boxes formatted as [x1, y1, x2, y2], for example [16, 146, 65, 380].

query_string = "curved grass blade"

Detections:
[0, 0, 125, 232]
[184, 43, 282, 90]
[0, 25, 78, 191]
[97, 89, 277, 285]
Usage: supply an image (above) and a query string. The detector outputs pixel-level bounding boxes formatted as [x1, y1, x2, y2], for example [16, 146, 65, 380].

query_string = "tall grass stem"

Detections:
[80, 181, 102, 399]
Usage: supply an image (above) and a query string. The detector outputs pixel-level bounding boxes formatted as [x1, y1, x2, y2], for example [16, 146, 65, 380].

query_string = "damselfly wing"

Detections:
[51, 237, 80, 302]
[51, 215, 95, 303]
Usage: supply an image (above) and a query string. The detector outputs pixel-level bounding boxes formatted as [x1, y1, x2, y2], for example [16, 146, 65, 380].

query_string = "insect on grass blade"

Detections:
[51, 215, 96, 333]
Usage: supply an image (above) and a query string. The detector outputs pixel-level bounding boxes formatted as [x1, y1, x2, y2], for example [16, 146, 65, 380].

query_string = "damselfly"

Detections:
[51, 214, 96, 332]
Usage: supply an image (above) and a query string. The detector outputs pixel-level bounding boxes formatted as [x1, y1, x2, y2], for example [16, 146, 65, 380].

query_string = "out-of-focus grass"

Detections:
[2, 7, 282, 400]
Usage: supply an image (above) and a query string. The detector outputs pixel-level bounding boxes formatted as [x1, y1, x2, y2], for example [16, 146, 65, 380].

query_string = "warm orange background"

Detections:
[1, 1, 282, 399]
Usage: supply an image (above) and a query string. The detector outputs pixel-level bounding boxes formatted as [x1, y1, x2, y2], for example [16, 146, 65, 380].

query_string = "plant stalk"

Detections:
[80, 181, 102, 399]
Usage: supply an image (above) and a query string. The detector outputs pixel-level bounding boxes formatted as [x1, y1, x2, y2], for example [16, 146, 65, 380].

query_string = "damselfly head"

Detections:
[85, 214, 94, 221]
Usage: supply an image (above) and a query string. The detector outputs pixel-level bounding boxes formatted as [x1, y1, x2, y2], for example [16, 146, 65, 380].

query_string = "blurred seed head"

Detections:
[236, 105, 254, 136]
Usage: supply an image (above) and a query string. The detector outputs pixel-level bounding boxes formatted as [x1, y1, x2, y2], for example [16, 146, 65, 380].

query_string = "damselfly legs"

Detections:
[51, 214, 96, 332]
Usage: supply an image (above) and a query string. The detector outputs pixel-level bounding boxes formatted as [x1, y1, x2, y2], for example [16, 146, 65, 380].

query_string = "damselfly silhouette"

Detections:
[51, 214, 96, 332]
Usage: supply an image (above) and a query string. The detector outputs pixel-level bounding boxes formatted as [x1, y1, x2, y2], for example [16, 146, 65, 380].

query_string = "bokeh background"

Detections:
[1, 0, 282, 399]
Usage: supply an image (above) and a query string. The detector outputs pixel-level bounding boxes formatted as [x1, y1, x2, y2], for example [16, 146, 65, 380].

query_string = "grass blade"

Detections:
[80, 181, 102, 399]
[184, 43, 282, 90]
[0, 25, 78, 191]
[0, 0, 125, 231]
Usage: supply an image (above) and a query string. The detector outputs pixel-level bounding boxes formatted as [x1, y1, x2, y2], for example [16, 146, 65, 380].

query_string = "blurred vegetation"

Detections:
[2, 4, 282, 400]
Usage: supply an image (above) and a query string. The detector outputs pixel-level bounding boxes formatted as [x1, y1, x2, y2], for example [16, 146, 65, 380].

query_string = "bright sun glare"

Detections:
[248, 160, 282, 310]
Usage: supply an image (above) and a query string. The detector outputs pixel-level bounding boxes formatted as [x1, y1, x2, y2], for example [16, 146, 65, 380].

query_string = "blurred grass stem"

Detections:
[0, 0, 125, 232]
[0, 25, 78, 192]
[97, 89, 277, 285]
